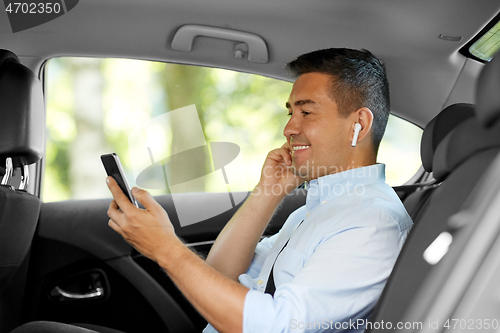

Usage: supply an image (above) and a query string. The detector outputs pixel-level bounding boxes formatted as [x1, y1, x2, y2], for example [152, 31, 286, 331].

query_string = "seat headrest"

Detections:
[0, 49, 44, 168]
[432, 118, 500, 181]
[420, 103, 476, 172]
[476, 55, 500, 128]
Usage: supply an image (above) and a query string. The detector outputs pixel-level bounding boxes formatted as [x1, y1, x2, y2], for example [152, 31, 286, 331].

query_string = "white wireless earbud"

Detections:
[351, 123, 362, 147]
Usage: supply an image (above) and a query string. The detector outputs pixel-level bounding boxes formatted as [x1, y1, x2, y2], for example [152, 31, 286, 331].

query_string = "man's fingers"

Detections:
[106, 176, 135, 212]
[281, 142, 292, 152]
[131, 187, 161, 212]
[108, 218, 122, 234]
[271, 145, 292, 166]
[107, 199, 123, 223]
[281, 143, 293, 164]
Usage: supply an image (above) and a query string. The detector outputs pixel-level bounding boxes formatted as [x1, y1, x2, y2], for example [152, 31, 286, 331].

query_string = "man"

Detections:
[106, 48, 412, 333]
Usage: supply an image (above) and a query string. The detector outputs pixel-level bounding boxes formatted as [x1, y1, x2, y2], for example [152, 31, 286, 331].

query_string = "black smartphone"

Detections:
[101, 153, 139, 208]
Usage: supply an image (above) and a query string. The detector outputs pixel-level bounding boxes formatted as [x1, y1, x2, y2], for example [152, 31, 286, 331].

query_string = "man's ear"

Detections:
[350, 107, 374, 144]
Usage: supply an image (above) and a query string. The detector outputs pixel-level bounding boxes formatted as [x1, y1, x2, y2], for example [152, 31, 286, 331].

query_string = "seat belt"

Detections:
[264, 219, 304, 296]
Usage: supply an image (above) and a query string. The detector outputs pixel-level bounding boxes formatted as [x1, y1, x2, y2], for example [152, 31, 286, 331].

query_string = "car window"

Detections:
[43, 57, 422, 202]
[378, 116, 423, 185]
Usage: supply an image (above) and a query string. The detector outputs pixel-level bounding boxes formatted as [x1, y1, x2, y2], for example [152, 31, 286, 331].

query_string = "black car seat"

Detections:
[399, 103, 476, 221]
[0, 50, 45, 333]
[368, 65, 500, 331]
[393, 41, 500, 331]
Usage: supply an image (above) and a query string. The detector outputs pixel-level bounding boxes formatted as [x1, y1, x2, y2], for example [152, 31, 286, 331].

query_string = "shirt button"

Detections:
[257, 279, 263, 285]
[322, 200, 327, 204]
[306, 213, 310, 217]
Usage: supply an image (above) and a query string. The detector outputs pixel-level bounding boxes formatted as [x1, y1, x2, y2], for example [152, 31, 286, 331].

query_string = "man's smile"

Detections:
[292, 145, 310, 151]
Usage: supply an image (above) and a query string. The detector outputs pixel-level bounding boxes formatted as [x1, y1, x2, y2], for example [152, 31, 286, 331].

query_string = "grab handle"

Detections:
[171, 24, 268, 63]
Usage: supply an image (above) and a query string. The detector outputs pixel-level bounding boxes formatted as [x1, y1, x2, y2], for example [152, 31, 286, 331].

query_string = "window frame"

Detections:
[459, 11, 500, 63]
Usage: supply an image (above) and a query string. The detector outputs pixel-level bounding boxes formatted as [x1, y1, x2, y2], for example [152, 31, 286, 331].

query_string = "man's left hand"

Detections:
[106, 176, 177, 262]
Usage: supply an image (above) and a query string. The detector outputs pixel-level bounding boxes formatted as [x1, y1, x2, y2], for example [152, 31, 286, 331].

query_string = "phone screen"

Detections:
[101, 153, 139, 207]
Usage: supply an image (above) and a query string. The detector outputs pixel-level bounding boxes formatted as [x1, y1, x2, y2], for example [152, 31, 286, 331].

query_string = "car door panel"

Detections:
[25, 189, 306, 332]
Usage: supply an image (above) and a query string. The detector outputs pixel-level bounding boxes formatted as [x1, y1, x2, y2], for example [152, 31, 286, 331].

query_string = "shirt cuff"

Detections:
[243, 289, 289, 333]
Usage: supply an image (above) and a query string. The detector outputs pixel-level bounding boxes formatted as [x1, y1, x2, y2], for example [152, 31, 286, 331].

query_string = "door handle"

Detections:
[49, 269, 109, 302]
[51, 285, 104, 301]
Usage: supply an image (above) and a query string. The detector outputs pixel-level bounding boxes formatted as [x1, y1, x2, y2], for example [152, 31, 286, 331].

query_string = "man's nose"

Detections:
[283, 114, 301, 138]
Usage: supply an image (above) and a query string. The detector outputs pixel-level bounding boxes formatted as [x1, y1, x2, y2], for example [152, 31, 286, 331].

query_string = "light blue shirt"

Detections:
[204, 164, 412, 333]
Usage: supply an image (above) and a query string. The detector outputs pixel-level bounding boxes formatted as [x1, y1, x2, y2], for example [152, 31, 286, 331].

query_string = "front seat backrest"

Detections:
[401, 103, 475, 220]
[0, 49, 45, 333]
[475, 50, 500, 128]
[368, 104, 500, 332]
[394, 48, 500, 330]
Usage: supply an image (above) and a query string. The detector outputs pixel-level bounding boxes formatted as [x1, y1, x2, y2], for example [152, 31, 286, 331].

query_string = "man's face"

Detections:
[284, 72, 352, 181]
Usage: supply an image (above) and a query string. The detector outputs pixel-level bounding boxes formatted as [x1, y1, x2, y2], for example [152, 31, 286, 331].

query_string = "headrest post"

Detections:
[1, 157, 13, 186]
[19, 164, 29, 190]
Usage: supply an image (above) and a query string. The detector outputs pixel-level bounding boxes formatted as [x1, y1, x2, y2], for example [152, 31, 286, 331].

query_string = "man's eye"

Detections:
[287, 111, 310, 116]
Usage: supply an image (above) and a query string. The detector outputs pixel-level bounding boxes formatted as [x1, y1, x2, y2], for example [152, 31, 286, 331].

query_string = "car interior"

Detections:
[1, 1, 500, 332]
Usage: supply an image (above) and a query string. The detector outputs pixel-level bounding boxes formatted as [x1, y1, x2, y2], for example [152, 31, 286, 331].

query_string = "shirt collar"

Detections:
[305, 164, 386, 214]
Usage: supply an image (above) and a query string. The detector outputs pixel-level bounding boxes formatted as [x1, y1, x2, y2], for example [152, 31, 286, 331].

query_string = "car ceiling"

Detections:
[0, 0, 499, 127]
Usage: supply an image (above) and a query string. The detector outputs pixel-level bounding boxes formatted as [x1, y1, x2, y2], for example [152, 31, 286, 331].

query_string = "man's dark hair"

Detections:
[285, 48, 390, 154]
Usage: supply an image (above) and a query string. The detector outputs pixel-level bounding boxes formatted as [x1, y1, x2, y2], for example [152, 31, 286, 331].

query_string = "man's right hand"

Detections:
[206, 143, 304, 280]
[256, 143, 304, 199]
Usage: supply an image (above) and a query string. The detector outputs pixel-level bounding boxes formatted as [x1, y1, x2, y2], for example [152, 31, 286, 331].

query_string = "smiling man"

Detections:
[284, 72, 376, 179]
[105, 48, 413, 333]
